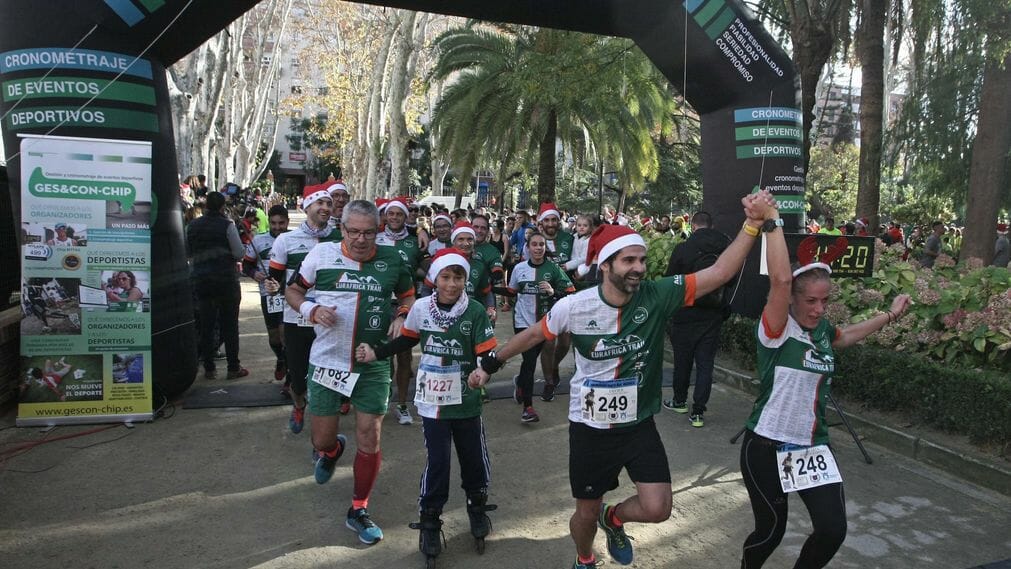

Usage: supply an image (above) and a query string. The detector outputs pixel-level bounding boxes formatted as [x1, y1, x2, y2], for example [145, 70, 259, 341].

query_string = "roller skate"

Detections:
[466, 491, 498, 554]
[409, 508, 444, 568]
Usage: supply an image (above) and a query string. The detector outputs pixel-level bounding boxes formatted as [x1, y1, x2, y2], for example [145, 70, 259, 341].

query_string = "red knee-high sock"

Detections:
[352, 449, 382, 510]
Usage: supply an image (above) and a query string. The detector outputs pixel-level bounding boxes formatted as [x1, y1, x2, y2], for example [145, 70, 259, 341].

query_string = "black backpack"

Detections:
[691, 250, 728, 310]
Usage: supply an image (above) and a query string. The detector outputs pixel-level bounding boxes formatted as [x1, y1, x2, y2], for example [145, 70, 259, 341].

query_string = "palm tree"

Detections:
[429, 22, 675, 207]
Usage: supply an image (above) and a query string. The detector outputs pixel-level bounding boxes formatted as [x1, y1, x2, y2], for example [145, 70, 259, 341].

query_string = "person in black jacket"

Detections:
[186, 191, 248, 380]
[662, 211, 730, 428]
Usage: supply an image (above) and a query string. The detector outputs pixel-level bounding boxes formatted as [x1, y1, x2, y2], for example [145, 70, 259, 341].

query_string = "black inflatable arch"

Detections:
[1, 0, 803, 398]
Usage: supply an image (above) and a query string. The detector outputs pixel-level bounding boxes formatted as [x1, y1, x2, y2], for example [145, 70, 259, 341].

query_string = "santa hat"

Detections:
[538, 202, 560, 221]
[375, 198, 390, 212]
[576, 224, 646, 277]
[641, 216, 652, 226]
[426, 247, 471, 285]
[302, 183, 331, 211]
[326, 180, 348, 195]
[432, 213, 452, 227]
[998, 223, 1008, 233]
[385, 197, 410, 215]
[451, 220, 476, 242]
[793, 236, 848, 278]
[854, 218, 866, 228]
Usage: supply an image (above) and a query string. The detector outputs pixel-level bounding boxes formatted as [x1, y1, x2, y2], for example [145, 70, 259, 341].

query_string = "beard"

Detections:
[607, 266, 643, 294]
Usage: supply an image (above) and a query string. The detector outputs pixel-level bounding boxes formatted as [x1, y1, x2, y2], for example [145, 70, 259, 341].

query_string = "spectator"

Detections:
[662, 211, 731, 428]
[920, 221, 945, 268]
[994, 224, 1009, 267]
[186, 191, 248, 380]
[818, 217, 841, 236]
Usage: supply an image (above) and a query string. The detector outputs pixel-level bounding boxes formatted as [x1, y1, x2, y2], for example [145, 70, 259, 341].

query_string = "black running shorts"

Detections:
[568, 416, 671, 499]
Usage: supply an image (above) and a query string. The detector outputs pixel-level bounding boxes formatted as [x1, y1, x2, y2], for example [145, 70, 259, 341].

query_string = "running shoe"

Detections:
[346, 507, 384, 545]
[572, 559, 601, 569]
[541, 381, 556, 402]
[598, 503, 633, 565]
[203, 368, 217, 380]
[396, 404, 414, 425]
[312, 434, 347, 484]
[289, 405, 305, 434]
[274, 361, 286, 382]
[690, 412, 705, 428]
[521, 406, 540, 423]
[662, 399, 688, 414]
[226, 367, 249, 379]
[339, 399, 351, 415]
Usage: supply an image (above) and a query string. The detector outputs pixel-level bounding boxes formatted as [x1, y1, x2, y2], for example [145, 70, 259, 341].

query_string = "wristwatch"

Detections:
[761, 218, 784, 233]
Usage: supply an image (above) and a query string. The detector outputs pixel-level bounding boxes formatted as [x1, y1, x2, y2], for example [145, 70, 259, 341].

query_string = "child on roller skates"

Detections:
[356, 248, 498, 568]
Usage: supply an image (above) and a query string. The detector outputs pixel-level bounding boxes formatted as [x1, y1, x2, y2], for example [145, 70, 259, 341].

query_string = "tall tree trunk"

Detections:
[787, 2, 845, 170]
[363, 23, 396, 200]
[387, 11, 418, 198]
[537, 108, 558, 205]
[963, 54, 1011, 263]
[856, 0, 886, 229]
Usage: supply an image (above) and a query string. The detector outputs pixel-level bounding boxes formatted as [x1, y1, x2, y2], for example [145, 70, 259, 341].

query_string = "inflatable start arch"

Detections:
[1, 0, 802, 403]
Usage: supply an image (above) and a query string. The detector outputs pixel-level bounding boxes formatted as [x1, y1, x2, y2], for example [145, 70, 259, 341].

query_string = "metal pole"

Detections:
[598, 160, 604, 217]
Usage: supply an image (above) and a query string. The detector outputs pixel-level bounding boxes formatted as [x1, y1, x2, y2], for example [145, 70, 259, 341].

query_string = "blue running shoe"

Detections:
[572, 559, 601, 569]
[289, 405, 305, 434]
[346, 507, 384, 544]
[312, 434, 346, 484]
[598, 503, 633, 565]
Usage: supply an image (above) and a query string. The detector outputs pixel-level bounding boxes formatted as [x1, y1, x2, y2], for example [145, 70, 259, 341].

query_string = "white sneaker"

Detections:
[396, 404, 414, 425]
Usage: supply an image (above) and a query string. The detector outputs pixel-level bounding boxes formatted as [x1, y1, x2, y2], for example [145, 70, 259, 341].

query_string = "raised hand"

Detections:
[891, 294, 912, 318]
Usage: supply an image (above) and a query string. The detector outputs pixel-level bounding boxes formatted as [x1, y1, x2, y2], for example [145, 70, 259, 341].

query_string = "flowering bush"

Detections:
[831, 245, 1011, 371]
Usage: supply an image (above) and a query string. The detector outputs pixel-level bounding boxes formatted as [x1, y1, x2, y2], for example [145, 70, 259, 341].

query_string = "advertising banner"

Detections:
[16, 134, 153, 426]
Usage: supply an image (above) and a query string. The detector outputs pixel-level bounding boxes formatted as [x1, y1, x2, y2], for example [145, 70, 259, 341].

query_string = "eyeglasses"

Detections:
[344, 229, 377, 240]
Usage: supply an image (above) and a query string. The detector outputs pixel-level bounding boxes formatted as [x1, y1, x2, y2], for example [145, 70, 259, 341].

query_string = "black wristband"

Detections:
[480, 351, 503, 374]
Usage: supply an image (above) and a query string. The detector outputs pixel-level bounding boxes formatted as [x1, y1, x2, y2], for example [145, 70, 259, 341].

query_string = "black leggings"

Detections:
[740, 430, 847, 569]
[283, 323, 315, 396]
[514, 327, 544, 407]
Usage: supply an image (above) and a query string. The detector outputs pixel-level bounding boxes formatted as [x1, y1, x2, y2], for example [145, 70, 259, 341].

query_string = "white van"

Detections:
[416, 195, 474, 210]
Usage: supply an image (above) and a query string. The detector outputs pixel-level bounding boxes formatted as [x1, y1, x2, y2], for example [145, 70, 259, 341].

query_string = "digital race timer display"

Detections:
[784, 234, 876, 278]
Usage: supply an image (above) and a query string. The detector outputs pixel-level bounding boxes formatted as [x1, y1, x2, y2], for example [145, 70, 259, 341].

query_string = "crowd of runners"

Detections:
[232, 179, 911, 569]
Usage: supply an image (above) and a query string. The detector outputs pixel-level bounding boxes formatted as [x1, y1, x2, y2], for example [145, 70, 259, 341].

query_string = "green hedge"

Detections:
[718, 316, 1011, 449]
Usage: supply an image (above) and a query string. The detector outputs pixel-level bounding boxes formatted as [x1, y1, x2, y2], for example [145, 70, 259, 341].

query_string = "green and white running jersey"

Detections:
[401, 297, 497, 420]
[545, 230, 575, 265]
[473, 242, 504, 280]
[746, 313, 839, 446]
[376, 232, 426, 274]
[507, 259, 574, 329]
[244, 231, 279, 297]
[296, 242, 414, 376]
[543, 275, 697, 429]
[268, 227, 341, 324]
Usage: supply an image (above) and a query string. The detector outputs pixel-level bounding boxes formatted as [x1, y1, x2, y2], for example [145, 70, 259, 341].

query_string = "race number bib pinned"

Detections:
[776, 444, 842, 493]
[415, 362, 462, 406]
[580, 378, 637, 424]
[266, 294, 285, 314]
[310, 365, 360, 397]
